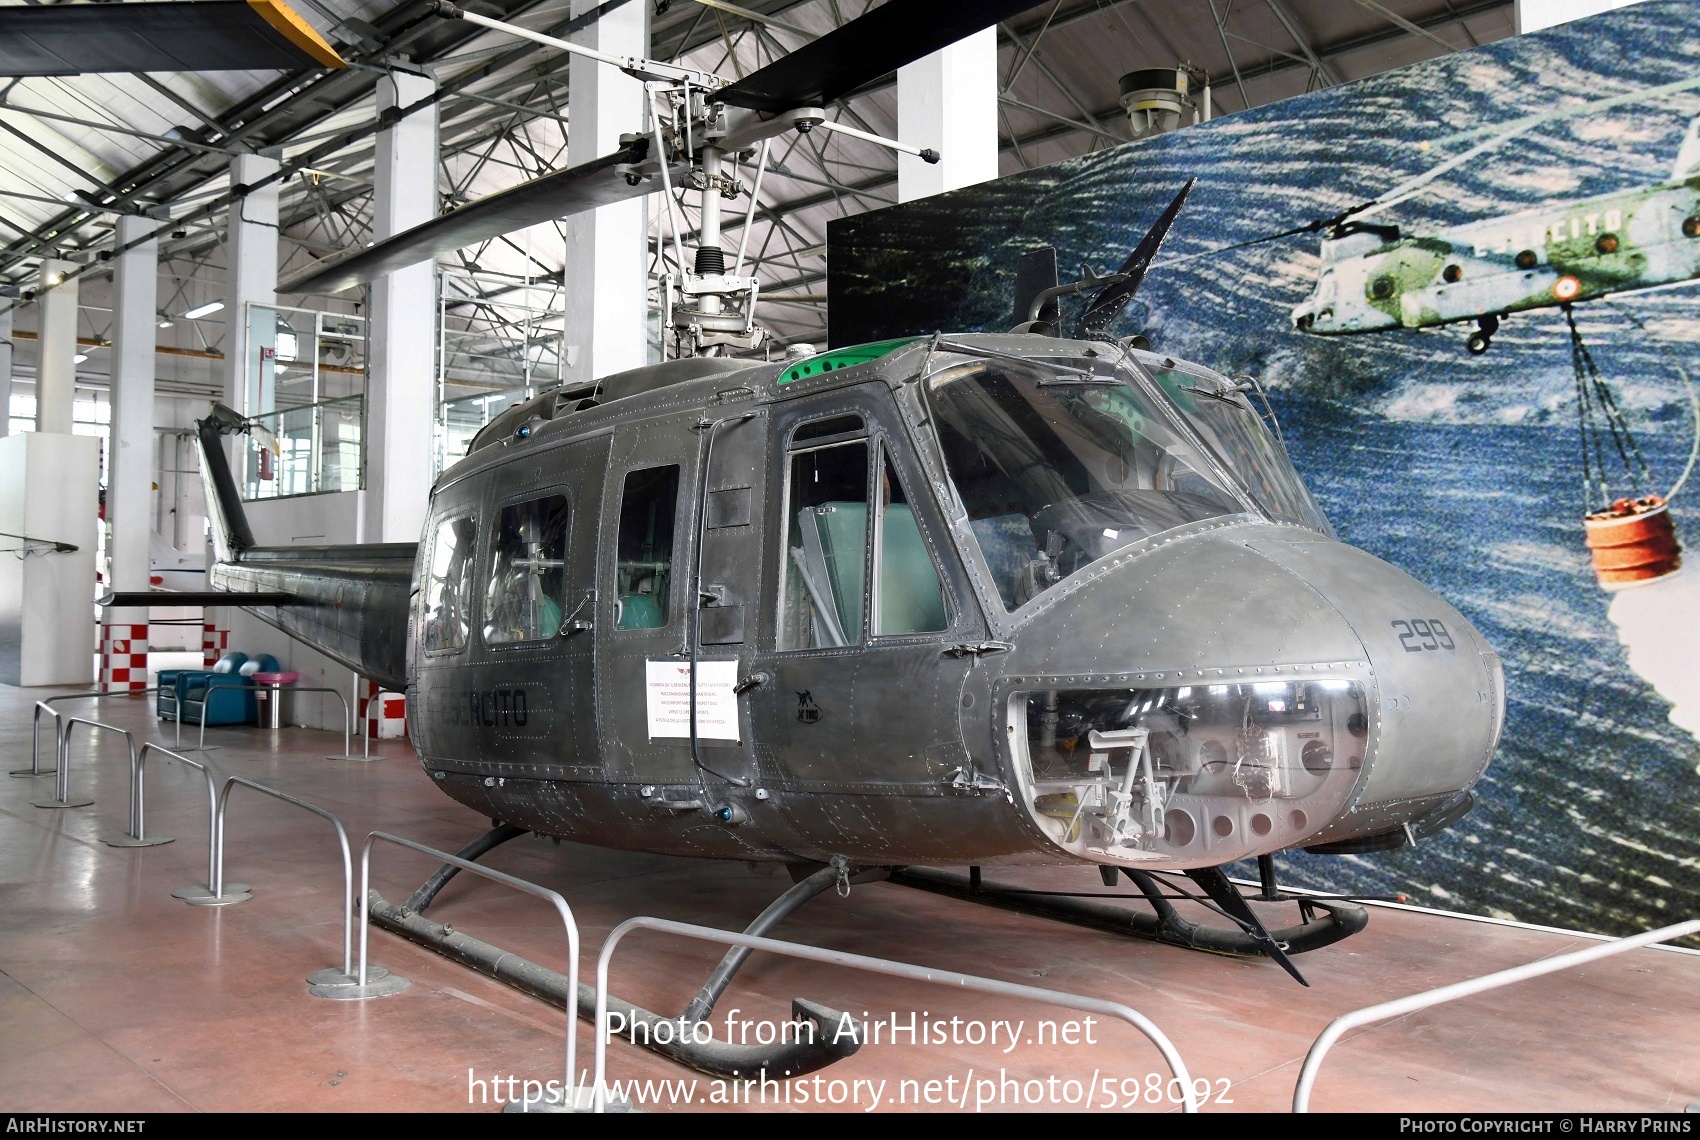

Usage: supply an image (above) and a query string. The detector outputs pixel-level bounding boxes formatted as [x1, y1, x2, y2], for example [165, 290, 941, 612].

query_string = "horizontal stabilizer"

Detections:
[99, 591, 293, 608]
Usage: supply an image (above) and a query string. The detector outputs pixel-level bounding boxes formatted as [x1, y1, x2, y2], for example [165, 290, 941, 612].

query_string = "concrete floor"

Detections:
[2, 681, 1697, 1114]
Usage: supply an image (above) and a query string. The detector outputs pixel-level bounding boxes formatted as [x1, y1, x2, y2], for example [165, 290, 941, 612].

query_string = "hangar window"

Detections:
[615, 465, 679, 630]
[483, 495, 569, 644]
[423, 515, 477, 653]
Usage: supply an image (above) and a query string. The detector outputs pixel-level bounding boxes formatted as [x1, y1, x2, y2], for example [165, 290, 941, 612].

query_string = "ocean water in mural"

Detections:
[829, 2, 1700, 935]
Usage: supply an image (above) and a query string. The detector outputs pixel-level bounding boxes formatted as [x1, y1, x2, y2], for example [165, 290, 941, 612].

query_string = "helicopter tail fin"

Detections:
[192, 404, 416, 690]
[1672, 115, 1700, 182]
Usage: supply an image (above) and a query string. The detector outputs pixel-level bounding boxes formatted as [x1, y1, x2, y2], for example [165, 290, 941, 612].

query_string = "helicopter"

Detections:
[108, 0, 1505, 1082]
[1289, 111, 1700, 355]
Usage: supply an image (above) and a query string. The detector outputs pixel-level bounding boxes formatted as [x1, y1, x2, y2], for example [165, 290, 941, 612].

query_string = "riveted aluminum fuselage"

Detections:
[404, 335, 1502, 869]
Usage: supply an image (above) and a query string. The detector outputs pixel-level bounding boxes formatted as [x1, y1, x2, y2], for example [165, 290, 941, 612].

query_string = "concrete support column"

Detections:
[103, 216, 159, 690]
[896, 27, 998, 204]
[364, 71, 438, 544]
[0, 306, 12, 437]
[225, 152, 280, 416]
[561, 0, 649, 382]
[1515, 0, 1646, 32]
[35, 259, 79, 433]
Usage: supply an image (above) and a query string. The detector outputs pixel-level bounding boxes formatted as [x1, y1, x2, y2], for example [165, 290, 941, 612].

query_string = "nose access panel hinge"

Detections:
[944, 765, 1006, 795]
[943, 641, 1012, 659]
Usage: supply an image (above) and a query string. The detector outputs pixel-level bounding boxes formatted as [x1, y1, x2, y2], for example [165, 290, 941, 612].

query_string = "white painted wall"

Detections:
[896, 28, 999, 204]
[222, 490, 367, 732]
[1515, 0, 1648, 33]
[560, 0, 650, 384]
[0, 433, 100, 687]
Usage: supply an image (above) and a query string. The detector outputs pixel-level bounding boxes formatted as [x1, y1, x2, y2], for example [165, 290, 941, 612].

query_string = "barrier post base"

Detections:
[8, 769, 52, 778]
[304, 966, 389, 986]
[30, 796, 93, 809]
[307, 973, 411, 999]
[501, 1088, 630, 1114]
[100, 832, 174, 848]
[324, 755, 378, 763]
[173, 883, 252, 906]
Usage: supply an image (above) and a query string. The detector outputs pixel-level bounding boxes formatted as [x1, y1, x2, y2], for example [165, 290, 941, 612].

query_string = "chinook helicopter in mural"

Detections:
[1289, 114, 1700, 355]
[104, 0, 1506, 1082]
[1286, 108, 1700, 593]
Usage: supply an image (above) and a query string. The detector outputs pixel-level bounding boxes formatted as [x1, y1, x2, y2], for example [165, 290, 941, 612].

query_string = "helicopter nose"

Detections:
[1239, 534, 1503, 842]
[1001, 525, 1502, 865]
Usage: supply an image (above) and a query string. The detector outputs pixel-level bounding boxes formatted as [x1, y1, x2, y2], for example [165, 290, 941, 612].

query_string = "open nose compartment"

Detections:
[1012, 678, 1371, 868]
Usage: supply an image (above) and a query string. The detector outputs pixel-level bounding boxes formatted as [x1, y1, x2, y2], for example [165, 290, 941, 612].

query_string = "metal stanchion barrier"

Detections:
[190, 681, 355, 762]
[1292, 918, 1700, 1112]
[11, 701, 63, 779]
[590, 917, 1198, 1115]
[30, 715, 136, 811]
[340, 831, 574, 1102]
[179, 776, 395, 992]
[11, 689, 161, 778]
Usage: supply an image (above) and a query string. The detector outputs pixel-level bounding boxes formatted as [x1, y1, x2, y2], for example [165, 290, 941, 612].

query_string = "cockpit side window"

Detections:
[483, 495, 569, 644]
[873, 448, 948, 636]
[614, 465, 679, 631]
[423, 514, 477, 653]
[779, 419, 870, 650]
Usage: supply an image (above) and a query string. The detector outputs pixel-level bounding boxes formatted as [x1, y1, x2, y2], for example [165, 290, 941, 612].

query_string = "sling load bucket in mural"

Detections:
[1584, 495, 1682, 590]
[1566, 306, 1693, 591]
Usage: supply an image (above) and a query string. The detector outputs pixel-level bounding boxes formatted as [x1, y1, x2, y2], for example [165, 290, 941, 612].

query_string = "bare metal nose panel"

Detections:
[1243, 537, 1502, 807]
[1008, 526, 1364, 674]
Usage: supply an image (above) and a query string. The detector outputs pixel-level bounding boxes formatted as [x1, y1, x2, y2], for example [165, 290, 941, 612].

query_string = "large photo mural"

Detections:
[828, 1, 1700, 938]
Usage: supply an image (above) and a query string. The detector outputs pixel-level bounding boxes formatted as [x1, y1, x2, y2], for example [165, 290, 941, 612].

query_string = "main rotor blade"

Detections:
[0, 0, 345, 76]
[716, 0, 1038, 113]
[1077, 177, 1196, 337]
[280, 138, 652, 295]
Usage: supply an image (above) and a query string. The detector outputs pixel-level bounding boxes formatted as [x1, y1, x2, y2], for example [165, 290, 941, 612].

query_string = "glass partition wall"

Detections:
[433, 272, 566, 476]
[241, 303, 366, 500]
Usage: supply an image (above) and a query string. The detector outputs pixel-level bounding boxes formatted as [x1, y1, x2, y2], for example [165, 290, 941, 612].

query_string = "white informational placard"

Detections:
[645, 659, 741, 741]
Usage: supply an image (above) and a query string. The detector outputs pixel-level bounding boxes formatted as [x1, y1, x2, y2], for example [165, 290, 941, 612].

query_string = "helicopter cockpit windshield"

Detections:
[923, 347, 1327, 610]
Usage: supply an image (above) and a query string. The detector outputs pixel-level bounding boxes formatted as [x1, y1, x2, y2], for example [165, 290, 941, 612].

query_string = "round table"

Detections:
[250, 671, 300, 730]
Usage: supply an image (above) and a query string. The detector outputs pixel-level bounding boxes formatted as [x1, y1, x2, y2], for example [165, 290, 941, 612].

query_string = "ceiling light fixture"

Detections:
[183, 301, 224, 320]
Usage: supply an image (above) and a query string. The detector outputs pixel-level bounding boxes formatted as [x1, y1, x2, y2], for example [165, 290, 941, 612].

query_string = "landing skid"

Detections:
[366, 823, 869, 1080]
[887, 861, 1367, 983]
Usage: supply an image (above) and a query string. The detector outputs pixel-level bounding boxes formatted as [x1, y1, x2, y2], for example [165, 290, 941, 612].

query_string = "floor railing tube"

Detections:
[591, 916, 1197, 1114]
[136, 744, 223, 887]
[11, 701, 63, 779]
[1292, 918, 1700, 1112]
[345, 831, 579, 1108]
[30, 715, 136, 811]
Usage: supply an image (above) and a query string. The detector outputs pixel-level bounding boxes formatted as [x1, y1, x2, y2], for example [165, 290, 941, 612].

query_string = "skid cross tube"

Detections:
[41, 716, 135, 809]
[194, 681, 350, 758]
[207, 777, 355, 975]
[592, 916, 1197, 1113]
[136, 743, 219, 881]
[359, 831, 582, 1104]
[1293, 918, 1700, 1112]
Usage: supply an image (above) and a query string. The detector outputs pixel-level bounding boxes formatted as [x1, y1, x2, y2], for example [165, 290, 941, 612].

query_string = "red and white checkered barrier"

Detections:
[201, 621, 229, 667]
[99, 622, 149, 692]
[359, 679, 408, 740]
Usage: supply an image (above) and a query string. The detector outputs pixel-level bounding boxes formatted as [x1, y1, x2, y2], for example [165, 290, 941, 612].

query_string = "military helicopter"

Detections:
[1289, 110, 1700, 355]
[113, 0, 1505, 1080]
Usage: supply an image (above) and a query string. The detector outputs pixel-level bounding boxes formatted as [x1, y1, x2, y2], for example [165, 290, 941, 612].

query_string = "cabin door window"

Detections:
[423, 515, 477, 653]
[483, 495, 569, 643]
[615, 465, 680, 631]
